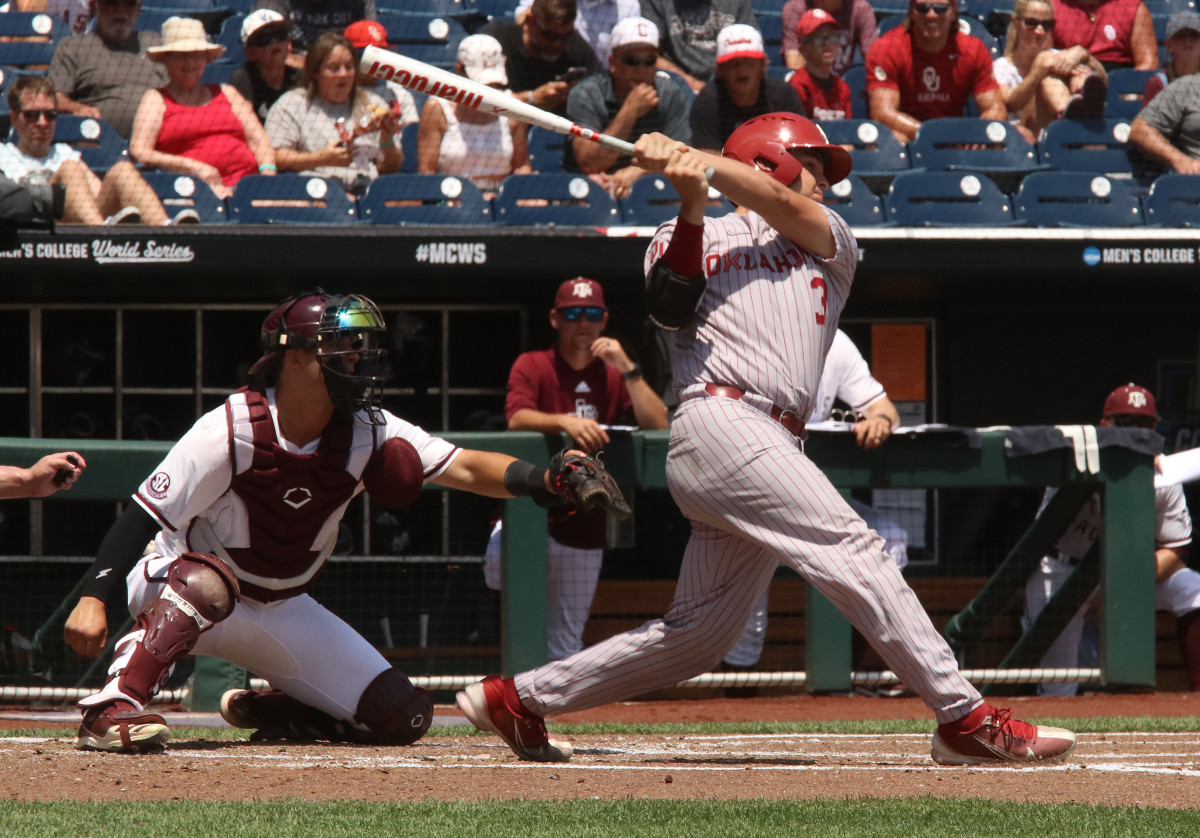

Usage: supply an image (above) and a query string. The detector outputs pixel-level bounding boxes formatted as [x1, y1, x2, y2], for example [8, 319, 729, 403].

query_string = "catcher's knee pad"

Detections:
[142, 552, 240, 662]
[355, 668, 433, 745]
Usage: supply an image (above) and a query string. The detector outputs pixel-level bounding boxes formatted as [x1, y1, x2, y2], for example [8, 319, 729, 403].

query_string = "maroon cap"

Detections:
[1102, 383, 1158, 419]
[554, 277, 606, 309]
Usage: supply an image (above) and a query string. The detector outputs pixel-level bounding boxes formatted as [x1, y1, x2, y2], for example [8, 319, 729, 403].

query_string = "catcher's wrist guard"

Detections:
[502, 459, 560, 509]
[647, 260, 706, 332]
[549, 449, 633, 520]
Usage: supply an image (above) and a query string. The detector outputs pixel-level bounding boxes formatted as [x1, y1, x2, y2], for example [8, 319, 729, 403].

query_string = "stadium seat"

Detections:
[140, 171, 229, 224]
[964, 0, 1016, 36]
[1037, 118, 1135, 177]
[0, 42, 56, 72]
[360, 173, 493, 226]
[765, 65, 795, 83]
[1105, 68, 1159, 120]
[229, 175, 359, 225]
[399, 121, 419, 173]
[1014, 171, 1144, 227]
[884, 169, 1017, 226]
[0, 10, 70, 42]
[824, 174, 887, 226]
[527, 126, 567, 173]
[908, 117, 1044, 191]
[1142, 173, 1200, 228]
[201, 62, 237, 85]
[842, 65, 867, 118]
[378, 0, 478, 17]
[619, 173, 735, 226]
[492, 173, 620, 227]
[816, 119, 909, 192]
[375, 12, 467, 68]
[213, 13, 246, 65]
[53, 116, 129, 174]
[759, 14, 783, 64]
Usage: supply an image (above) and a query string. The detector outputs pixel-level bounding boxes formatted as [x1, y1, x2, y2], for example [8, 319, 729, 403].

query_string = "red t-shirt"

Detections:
[505, 347, 634, 549]
[864, 27, 999, 121]
[789, 67, 853, 120]
[1053, 0, 1140, 66]
[156, 85, 258, 187]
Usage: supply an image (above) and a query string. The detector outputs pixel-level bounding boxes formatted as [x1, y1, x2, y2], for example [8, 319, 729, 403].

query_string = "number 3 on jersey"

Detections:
[810, 276, 827, 325]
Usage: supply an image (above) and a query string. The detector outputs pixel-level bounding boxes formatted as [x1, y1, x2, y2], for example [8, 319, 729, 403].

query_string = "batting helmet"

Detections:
[722, 112, 852, 187]
[249, 291, 389, 423]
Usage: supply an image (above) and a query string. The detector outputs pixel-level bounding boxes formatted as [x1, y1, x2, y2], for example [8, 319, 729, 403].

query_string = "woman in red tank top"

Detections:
[130, 17, 276, 200]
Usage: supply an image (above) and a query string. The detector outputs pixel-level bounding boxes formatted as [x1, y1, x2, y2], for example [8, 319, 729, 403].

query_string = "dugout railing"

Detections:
[0, 427, 1156, 708]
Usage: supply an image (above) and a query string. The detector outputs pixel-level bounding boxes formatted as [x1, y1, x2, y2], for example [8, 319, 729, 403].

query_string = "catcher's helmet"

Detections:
[722, 112, 851, 187]
[250, 291, 389, 423]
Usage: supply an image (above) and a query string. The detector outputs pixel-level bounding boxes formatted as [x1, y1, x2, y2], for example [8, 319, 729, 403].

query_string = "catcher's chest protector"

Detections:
[224, 390, 364, 593]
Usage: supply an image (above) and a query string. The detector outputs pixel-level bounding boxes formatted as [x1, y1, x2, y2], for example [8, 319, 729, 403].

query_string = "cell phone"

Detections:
[558, 67, 587, 84]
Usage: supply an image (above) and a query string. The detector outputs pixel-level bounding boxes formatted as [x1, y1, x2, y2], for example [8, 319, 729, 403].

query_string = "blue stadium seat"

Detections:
[0, 11, 71, 42]
[213, 13, 246, 65]
[0, 42, 57, 72]
[376, 12, 468, 48]
[815, 119, 910, 191]
[759, 14, 783, 64]
[527, 125, 567, 173]
[765, 65, 795, 84]
[493, 173, 621, 227]
[378, 0, 478, 16]
[360, 173, 493, 225]
[1105, 68, 1159, 120]
[842, 65, 867, 118]
[1037, 118, 1135, 177]
[399, 121, 419, 173]
[1014, 171, 1144, 227]
[1142, 174, 1200, 228]
[824, 174, 887, 226]
[140, 171, 230, 224]
[964, 0, 1016, 25]
[229, 175, 359, 225]
[619, 173, 735, 226]
[877, 13, 907, 36]
[201, 62, 237, 85]
[53, 116, 129, 174]
[908, 117, 1044, 191]
[885, 169, 1017, 226]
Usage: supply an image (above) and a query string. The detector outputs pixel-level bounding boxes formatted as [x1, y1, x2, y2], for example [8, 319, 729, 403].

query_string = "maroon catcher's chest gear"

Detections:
[219, 389, 364, 601]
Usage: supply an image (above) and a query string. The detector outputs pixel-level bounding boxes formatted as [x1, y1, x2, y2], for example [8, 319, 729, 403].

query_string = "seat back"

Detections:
[229, 175, 359, 225]
[0, 11, 71, 41]
[885, 170, 1015, 226]
[1105, 68, 1159, 119]
[1014, 171, 1144, 227]
[909, 117, 1042, 190]
[493, 173, 620, 227]
[527, 125, 567, 173]
[619, 174, 734, 226]
[1143, 173, 1200, 228]
[53, 115, 129, 173]
[213, 13, 246, 65]
[1037, 118, 1135, 177]
[140, 171, 229, 223]
[360, 173, 493, 225]
[375, 13, 466, 68]
[824, 174, 886, 226]
[817, 119, 910, 178]
[399, 121, 419, 173]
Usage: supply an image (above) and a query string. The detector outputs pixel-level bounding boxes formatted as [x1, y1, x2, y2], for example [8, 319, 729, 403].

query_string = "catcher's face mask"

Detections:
[313, 296, 388, 424]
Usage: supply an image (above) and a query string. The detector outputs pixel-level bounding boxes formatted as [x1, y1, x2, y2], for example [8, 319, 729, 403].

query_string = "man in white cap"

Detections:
[563, 16, 692, 199]
[689, 23, 806, 153]
[231, 9, 302, 123]
[639, 0, 758, 92]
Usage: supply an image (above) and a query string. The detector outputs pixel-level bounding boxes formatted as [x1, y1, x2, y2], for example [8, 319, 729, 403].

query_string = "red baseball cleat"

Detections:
[456, 674, 572, 763]
[76, 700, 171, 753]
[931, 703, 1076, 765]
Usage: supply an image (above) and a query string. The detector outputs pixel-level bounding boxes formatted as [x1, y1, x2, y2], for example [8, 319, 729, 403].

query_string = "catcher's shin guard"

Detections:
[355, 668, 434, 745]
[119, 552, 240, 704]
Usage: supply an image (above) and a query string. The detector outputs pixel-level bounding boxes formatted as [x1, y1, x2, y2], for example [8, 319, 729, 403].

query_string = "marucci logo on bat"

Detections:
[364, 62, 486, 110]
[415, 243, 487, 264]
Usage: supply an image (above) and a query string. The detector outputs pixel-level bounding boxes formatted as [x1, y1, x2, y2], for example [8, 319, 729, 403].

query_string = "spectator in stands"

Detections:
[1142, 11, 1200, 107]
[514, 0, 644, 63]
[343, 20, 418, 128]
[1, 76, 177, 225]
[417, 34, 530, 196]
[0, 450, 85, 497]
[48, 0, 169, 140]
[265, 31, 402, 198]
[864, 0, 1006, 143]
[690, 23, 805, 153]
[640, 0, 758, 92]
[780, 0, 877, 76]
[564, 17, 691, 199]
[787, 9, 854, 121]
[483, 277, 668, 662]
[231, 9, 302, 124]
[254, 0, 376, 57]
[9, 0, 90, 34]
[1052, 0, 1158, 71]
[994, 0, 1108, 142]
[1128, 71, 1200, 178]
[484, 0, 602, 115]
[130, 18, 275, 201]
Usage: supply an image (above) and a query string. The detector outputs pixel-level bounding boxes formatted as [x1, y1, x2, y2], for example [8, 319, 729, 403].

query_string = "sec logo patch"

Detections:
[145, 471, 170, 500]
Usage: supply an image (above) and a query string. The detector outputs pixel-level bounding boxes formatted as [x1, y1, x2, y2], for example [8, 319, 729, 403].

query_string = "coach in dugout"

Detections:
[563, 17, 692, 199]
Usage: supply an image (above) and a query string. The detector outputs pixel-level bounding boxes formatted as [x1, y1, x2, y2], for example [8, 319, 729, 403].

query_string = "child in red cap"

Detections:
[788, 9, 853, 120]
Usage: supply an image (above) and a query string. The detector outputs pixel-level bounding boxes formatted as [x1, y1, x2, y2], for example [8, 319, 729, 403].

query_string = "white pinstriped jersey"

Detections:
[644, 206, 859, 417]
[811, 328, 888, 420]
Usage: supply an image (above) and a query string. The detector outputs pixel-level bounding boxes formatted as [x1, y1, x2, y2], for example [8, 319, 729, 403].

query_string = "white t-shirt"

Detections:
[432, 98, 514, 192]
[265, 88, 391, 191]
[810, 328, 887, 422]
[0, 142, 81, 186]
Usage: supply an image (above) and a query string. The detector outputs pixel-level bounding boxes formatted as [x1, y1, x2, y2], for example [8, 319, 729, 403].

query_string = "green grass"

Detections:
[1, 799, 1197, 838]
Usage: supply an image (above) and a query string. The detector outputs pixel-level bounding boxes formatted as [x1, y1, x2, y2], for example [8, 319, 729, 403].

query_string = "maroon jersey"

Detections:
[789, 67, 854, 120]
[864, 27, 999, 121]
[1052, 0, 1141, 66]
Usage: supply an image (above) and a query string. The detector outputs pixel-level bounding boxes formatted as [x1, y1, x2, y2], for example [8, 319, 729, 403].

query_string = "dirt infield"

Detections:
[2, 692, 1199, 806]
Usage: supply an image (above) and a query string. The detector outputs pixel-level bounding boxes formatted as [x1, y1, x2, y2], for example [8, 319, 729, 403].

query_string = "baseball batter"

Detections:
[458, 114, 1077, 766]
[64, 292, 590, 753]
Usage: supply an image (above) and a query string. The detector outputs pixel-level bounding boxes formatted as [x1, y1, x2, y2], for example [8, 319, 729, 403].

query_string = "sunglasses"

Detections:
[1020, 16, 1055, 31]
[803, 33, 841, 46]
[619, 54, 657, 67]
[531, 13, 574, 43]
[913, 3, 952, 15]
[1110, 415, 1157, 429]
[20, 108, 58, 122]
[247, 28, 289, 48]
[559, 306, 605, 322]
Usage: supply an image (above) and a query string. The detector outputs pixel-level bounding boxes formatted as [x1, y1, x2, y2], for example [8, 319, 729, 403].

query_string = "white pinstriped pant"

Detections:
[517, 396, 982, 725]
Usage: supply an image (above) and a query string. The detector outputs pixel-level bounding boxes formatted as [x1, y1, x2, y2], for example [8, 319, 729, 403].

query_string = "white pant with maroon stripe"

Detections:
[517, 396, 982, 725]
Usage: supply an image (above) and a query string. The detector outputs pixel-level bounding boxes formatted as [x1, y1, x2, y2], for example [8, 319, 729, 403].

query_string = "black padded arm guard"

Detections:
[647, 260, 706, 331]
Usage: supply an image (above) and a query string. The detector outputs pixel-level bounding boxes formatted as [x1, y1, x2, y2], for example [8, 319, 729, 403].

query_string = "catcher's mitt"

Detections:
[549, 449, 632, 520]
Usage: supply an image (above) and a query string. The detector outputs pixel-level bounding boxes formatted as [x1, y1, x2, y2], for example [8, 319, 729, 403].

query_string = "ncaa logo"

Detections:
[145, 471, 170, 500]
[1083, 247, 1101, 265]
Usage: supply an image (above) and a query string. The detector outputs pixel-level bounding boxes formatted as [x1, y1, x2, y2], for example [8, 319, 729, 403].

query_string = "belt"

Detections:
[703, 384, 806, 438]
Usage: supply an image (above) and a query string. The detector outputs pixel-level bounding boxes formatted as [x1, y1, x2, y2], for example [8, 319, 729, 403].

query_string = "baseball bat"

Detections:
[359, 45, 635, 156]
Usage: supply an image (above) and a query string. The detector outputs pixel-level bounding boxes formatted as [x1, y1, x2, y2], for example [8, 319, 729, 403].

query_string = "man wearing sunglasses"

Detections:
[230, 9, 302, 123]
[1024, 383, 1200, 696]
[690, 23, 807, 154]
[484, 0, 601, 115]
[47, 0, 169, 140]
[563, 17, 691, 199]
[864, 0, 1005, 142]
[483, 277, 667, 662]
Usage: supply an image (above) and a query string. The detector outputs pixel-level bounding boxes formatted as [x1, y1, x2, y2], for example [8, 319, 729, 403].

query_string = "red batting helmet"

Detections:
[722, 112, 852, 186]
[1102, 383, 1159, 422]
